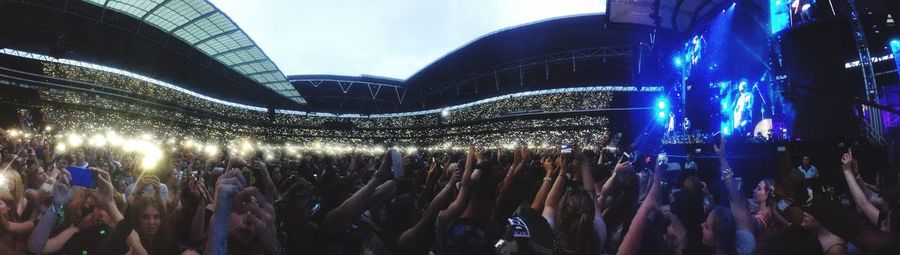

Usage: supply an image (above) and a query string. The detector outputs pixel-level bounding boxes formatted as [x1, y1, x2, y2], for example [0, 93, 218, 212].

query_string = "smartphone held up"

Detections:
[67, 166, 97, 188]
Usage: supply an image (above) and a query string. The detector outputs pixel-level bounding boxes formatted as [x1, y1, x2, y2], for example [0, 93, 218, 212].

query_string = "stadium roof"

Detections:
[404, 14, 637, 90]
[291, 14, 650, 113]
[78, 0, 304, 104]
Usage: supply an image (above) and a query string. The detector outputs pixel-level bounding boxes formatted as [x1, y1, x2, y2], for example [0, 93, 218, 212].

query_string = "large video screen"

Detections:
[770, 0, 840, 34]
[671, 1, 772, 138]
[608, 0, 728, 32]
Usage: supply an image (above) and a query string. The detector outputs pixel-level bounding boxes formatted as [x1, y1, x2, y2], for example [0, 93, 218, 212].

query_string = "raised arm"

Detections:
[204, 168, 246, 255]
[252, 159, 277, 204]
[530, 156, 555, 212]
[28, 169, 75, 254]
[726, 177, 752, 231]
[424, 160, 441, 188]
[598, 158, 631, 212]
[716, 139, 751, 231]
[323, 149, 392, 234]
[840, 150, 879, 225]
[804, 196, 898, 253]
[93, 168, 124, 226]
[495, 146, 528, 220]
[575, 146, 600, 215]
[714, 137, 731, 171]
[364, 180, 399, 212]
[542, 155, 569, 227]
[397, 170, 459, 254]
[618, 160, 663, 255]
[438, 143, 476, 222]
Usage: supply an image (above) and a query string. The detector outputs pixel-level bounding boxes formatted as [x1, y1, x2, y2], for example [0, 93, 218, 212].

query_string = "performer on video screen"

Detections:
[732, 80, 754, 135]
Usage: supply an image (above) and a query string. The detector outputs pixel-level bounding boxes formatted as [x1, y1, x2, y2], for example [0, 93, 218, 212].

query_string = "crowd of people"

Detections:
[41, 61, 614, 130]
[33, 59, 616, 147]
[0, 48, 887, 255]
[1, 111, 900, 254]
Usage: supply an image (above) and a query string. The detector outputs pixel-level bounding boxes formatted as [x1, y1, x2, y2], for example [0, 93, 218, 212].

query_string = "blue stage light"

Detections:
[655, 97, 669, 110]
[654, 97, 669, 122]
[673, 57, 683, 67]
[770, 0, 790, 33]
[891, 39, 900, 80]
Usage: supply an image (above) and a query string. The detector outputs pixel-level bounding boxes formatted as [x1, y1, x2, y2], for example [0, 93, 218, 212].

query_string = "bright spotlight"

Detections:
[55, 143, 67, 152]
[106, 132, 124, 146]
[204, 144, 218, 156]
[654, 97, 670, 122]
[88, 134, 107, 147]
[183, 139, 195, 148]
[67, 134, 84, 147]
[440, 108, 450, 118]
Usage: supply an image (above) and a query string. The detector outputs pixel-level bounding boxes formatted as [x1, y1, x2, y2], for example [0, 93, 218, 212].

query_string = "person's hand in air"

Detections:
[90, 168, 116, 209]
[841, 149, 858, 176]
[613, 156, 632, 174]
[52, 168, 75, 207]
[215, 168, 247, 205]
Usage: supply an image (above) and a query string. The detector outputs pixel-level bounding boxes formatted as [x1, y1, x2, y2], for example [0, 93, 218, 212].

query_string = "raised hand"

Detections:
[449, 168, 462, 187]
[653, 159, 666, 183]
[90, 168, 116, 208]
[512, 146, 522, 164]
[572, 144, 585, 162]
[135, 175, 162, 199]
[238, 187, 276, 250]
[613, 157, 632, 174]
[375, 148, 393, 182]
[214, 168, 246, 203]
[474, 147, 485, 164]
[714, 136, 726, 157]
[52, 169, 75, 206]
[841, 149, 858, 176]
[725, 177, 742, 194]
[556, 154, 569, 175]
[519, 146, 531, 163]
[253, 159, 267, 172]
[540, 157, 554, 176]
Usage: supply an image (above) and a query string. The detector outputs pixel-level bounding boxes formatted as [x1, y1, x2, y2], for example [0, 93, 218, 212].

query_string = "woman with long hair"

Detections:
[128, 195, 173, 255]
[553, 190, 601, 255]
[702, 206, 739, 255]
[752, 179, 777, 236]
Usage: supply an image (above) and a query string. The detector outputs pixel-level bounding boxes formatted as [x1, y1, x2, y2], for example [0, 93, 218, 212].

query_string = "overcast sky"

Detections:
[208, 0, 605, 79]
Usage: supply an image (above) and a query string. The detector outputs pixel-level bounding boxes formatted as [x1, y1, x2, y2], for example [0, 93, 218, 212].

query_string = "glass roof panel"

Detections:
[79, 0, 304, 104]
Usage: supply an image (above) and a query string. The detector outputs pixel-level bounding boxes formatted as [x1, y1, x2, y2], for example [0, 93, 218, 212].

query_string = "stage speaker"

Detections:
[778, 17, 865, 140]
